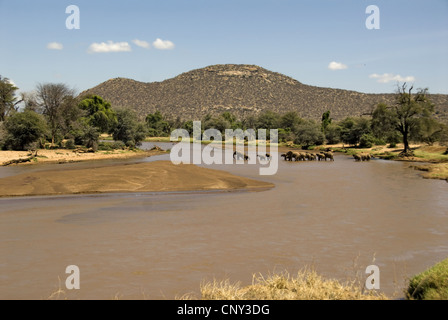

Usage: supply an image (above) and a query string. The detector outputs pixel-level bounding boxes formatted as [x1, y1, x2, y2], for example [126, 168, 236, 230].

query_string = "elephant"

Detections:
[353, 154, 362, 161]
[281, 151, 294, 161]
[233, 151, 249, 161]
[293, 152, 306, 161]
[257, 153, 271, 162]
[305, 153, 317, 161]
[323, 151, 334, 161]
[316, 153, 325, 161]
[360, 153, 371, 161]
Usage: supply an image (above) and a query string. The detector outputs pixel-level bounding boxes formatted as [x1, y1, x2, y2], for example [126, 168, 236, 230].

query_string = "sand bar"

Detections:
[0, 161, 274, 197]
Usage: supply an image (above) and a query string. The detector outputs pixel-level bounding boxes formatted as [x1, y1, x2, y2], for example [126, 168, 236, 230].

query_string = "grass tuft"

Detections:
[195, 268, 387, 300]
[406, 258, 448, 300]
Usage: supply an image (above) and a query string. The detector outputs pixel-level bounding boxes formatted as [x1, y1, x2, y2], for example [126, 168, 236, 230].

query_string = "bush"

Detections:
[3, 111, 48, 151]
[388, 142, 397, 148]
[113, 109, 147, 147]
[65, 139, 76, 150]
[406, 258, 448, 300]
[359, 134, 375, 148]
[98, 141, 126, 151]
[293, 120, 325, 149]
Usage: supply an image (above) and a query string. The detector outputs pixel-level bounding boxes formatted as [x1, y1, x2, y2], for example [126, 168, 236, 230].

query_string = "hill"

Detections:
[80, 64, 448, 122]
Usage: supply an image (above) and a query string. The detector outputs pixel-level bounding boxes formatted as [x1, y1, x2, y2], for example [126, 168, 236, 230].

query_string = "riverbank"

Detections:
[0, 148, 167, 167]
[0, 160, 273, 197]
[318, 143, 448, 182]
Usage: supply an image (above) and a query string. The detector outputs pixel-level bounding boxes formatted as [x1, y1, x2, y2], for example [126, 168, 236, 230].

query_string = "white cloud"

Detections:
[152, 38, 175, 50]
[47, 42, 64, 50]
[328, 61, 348, 70]
[369, 73, 416, 83]
[87, 41, 132, 54]
[132, 39, 151, 49]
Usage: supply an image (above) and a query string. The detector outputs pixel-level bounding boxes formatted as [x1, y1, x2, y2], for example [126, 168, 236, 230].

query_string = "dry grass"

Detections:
[413, 163, 448, 181]
[185, 268, 388, 300]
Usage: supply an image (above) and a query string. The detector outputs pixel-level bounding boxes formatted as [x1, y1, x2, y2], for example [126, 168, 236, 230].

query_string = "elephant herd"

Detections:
[281, 150, 334, 162]
[233, 149, 373, 163]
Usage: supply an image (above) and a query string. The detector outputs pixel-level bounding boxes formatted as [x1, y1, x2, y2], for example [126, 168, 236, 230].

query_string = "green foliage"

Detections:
[277, 128, 296, 143]
[373, 85, 435, 153]
[113, 109, 147, 147]
[0, 75, 20, 122]
[221, 112, 237, 126]
[3, 111, 48, 150]
[98, 141, 126, 151]
[204, 116, 230, 132]
[281, 111, 302, 131]
[78, 95, 117, 133]
[321, 110, 332, 133]
[407, 258, 448, 300]
[183, 120, 194, 135]
[339, 117, 372, 146]
[359, 133, 375, 148]
[325, 123, 342, 145]
[411, 118, 446, 146]
[293, 120, 325, 149]
[145, 110, 171, 137]
[257, 111, 281, 130]
[36, 83, 77, 144]
[65, 139, 76, 150]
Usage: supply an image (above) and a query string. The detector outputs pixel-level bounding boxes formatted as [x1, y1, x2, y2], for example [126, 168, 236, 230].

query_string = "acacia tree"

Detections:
[373, 83, 434, 155]
[36, 83, 77, 144]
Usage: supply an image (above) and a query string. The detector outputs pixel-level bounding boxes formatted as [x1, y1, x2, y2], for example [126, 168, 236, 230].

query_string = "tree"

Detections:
[411, 117, 445, 146]
[36, 83, 77, 144]
[257, 111, 281, 130]
[371, 103, 401, 144]
[325, 123, 342, 145]
[3, 111, 48, 150]
[21, 92, 39, 112]
[373, 84, 434, 155]
[339, 117, 372, 146]
[0, 76, 22, 121]
[293, 120, 325, 149]
[203, 116, 231, 132]
[281, 111, 302, 131]
[146, 110, 171, 137]
[113, 109, 147, 147]
[78, 95, 117, 133]
[321, 110, 332, 133]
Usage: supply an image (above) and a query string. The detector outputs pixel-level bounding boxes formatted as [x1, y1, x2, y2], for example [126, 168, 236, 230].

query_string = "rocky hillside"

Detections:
[81, 64, 448, 122]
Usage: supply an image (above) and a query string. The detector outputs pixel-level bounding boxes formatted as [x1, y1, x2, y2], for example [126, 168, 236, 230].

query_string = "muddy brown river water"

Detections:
[0, 143, 447, 299]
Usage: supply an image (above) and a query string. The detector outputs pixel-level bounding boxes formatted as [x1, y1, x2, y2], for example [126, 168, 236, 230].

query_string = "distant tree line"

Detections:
[0, 77, 147, 151]
[1, 76, 447, 153]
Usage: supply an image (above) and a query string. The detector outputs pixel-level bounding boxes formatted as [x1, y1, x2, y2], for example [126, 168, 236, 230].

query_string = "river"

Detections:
[0, 142, 447, 299]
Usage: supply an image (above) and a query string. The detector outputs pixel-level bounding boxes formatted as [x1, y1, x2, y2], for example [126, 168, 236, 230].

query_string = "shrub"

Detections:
[293, 120, 325, 149]
[406, 258, 448, 300]
[98, 141, 126, 151]
[65, 139, 76, 150]
[359, 134, 376, 148]
[3, 111, 48, 151]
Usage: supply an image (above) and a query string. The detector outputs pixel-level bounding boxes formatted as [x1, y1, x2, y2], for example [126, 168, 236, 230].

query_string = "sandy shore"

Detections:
[0, 148, 165, 166]
[0, 160, 274, 197]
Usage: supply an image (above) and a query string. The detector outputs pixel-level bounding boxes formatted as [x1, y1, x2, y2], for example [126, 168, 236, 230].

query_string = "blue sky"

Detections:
[1, 0, 447, 95]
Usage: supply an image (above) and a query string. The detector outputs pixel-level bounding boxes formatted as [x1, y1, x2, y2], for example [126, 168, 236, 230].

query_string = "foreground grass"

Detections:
[406, 258, 448, 300]
[183, 269, 387, 300]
